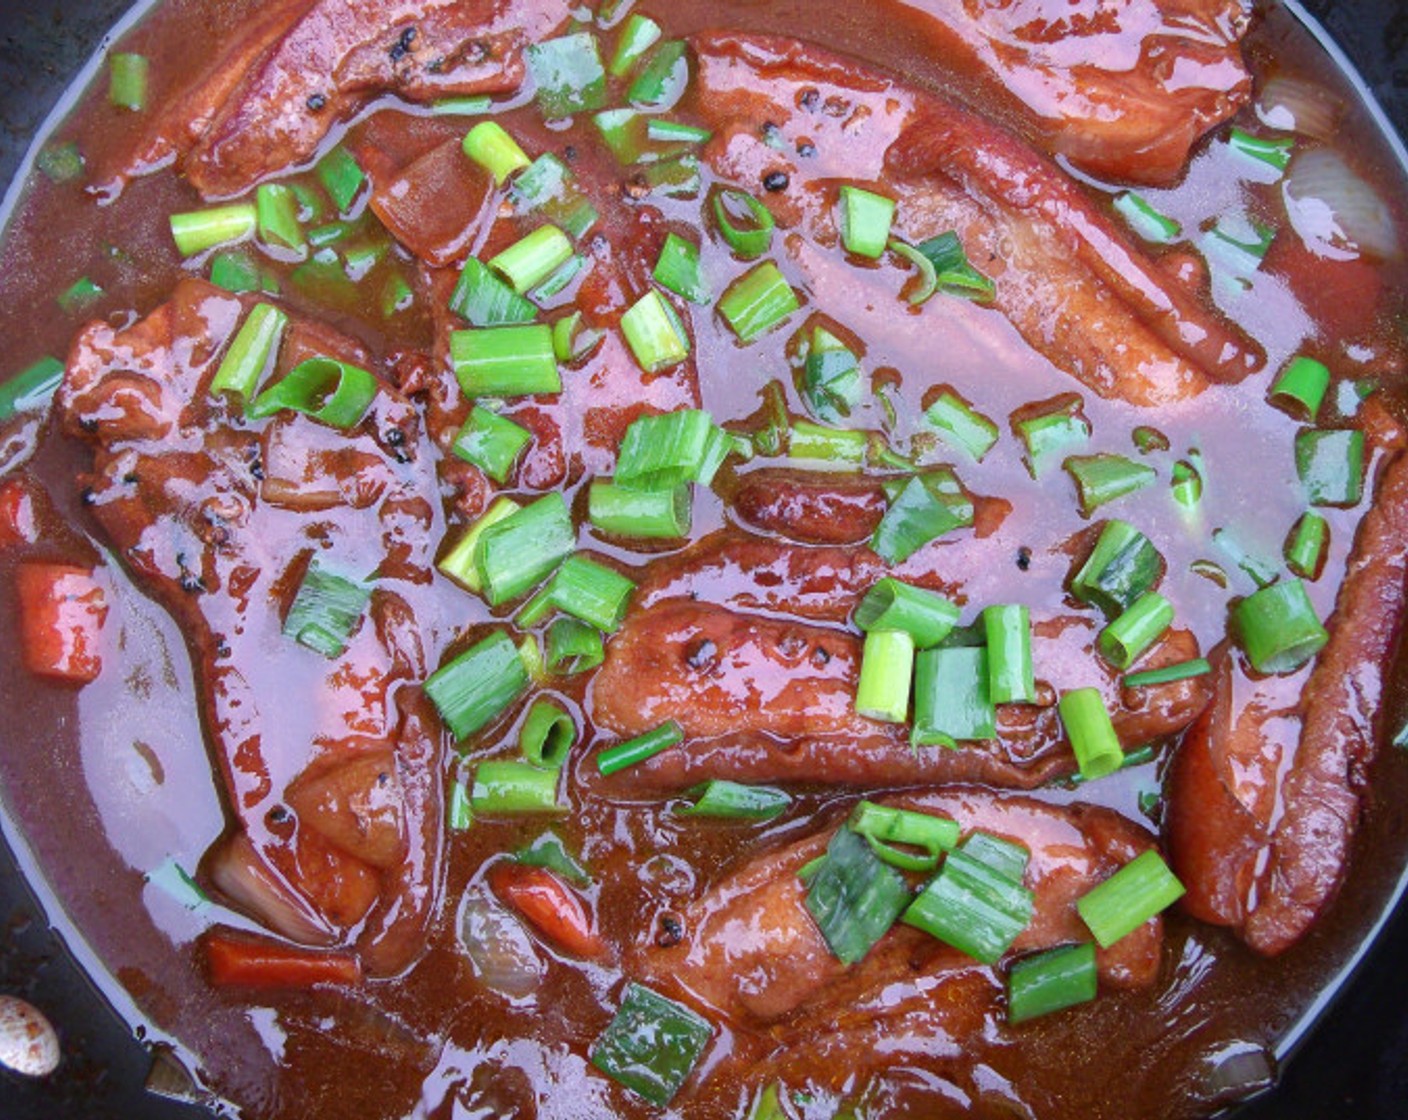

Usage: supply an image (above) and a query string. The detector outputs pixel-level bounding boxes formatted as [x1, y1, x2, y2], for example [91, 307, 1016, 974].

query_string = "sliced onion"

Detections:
[207, 833, 336, 946]
[1256, 75, 1343, 142]
[1283, 148, 1399, 261]
[458, 888, 544, 999]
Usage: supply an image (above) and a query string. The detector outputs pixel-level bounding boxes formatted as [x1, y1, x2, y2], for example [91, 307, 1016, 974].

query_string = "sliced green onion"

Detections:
[451, 325, 561, 397]
[450, 258, 537, 326]
[854, 579, 959, 649]
[382, 273, 414, 316]
[1058, 688, 1124, 780]
[109, 53, 149, 111]
[56, 276, 103, 315]
[643, 154, 702, 198]
[1212, 527, 1279, 589]
[888, 237, 938, 304]
[515, 582, 558, 629]
[170, 203, 257, 256]
[516, 831, 591, 886]
[720, 261, 799, 342]
[1132, 426, 1170, 454]
[519, 698, 577, 769]
[838, 186, 896, 259]
[590, 982, 712, 1107]
[474, 492, 576, 606]
[597, 721, 684, 776]
[805, 826, 910, 966]
[871, 474, 965, 563]
[1285, 511, 1329, 580]
[925, 390, 998, 462]
[1171, 459, 1203, 511]
[647, 119, 712, 145]
[589, 478, 692, 538]
[854, 629, 915, 724]
[210, 303, 287, 406]
[849, 801, 959, 872]
[983, 604, 1035, 705]
[463, 121, 531, 185]
[912, 646, 996, 748]
[902, 845, 1033, 965]
[470, 759, 564, 814]
[1097, 592, 1174, 670]
[711, 188, 774, 259]
[788, 421, 868, 466]
[1013, 396, 1090, 478]
[1077, 850, 1185, 948]
[527, 32, 607, 119]
[490, 225, 574, 294]
[593, 109, 653, 164]
[528, 253, 585, 308]
[552, 310, 605, 364]
[620, 289, 691, 372]
[432, 95, 493, 116]
[255, 183, 306, 254]
[1295, 428, 1364, 507]
[747, 1083, 788, 1120]
[317, 146, 365, 213]
[281, 558, 370, 658]
[1232, 578, 1329, 673]
[425, 630, 530, 740]
[438, 497, 519, 593]
[913, 231, 995, 300]
[1113, 192, 1181, 243]
[801, 326, 862, 424]
[1269, 356, 1330, 421]
[1123, 658, 1212, 689]
[0, 356, 65, 422]
[616, 409, 728, 489]
[307, 220, 357, 249]
[343, 242, 386, 283]
[959, 831, 1030, 881]
[653, 233, 710, 305]
[1205, 216, 1275, 277]
[608, 13, 661, 76]
[544, 554, 636, 632]
[1228, 127, 1295, 172]
[447, 777, 473, 830]
[1008, 942, 1098, 1023]
[546, 617, 606, 675]
[451, 406, 532, 483]
[678, 781, 791, 821]
[209, 250, 275, 294]
[1064, 454, 1157, 516]
[628, 40, 689, 111]
[248, 356, 377, 428]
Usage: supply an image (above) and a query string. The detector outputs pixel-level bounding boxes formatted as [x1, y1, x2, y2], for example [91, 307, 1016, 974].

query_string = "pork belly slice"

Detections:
[690, 32, 1262, 406]
[877, 0, 1251, 185]
[1167, 453, 1408, 955]
[56, 278, 445, 975]
[641, 787, 1162, 1028]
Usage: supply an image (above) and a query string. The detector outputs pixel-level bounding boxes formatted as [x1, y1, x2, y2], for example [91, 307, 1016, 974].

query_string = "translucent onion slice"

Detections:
[1256, 75, 1343, 143]
[1282, 148, 1398, 261]
[458, 888, 544, 999]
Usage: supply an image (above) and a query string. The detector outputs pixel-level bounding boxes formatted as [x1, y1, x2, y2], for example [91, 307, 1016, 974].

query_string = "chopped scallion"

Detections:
[255, 183, 306, 254]
[282, 558, 370, 658]
[1058, 687, 1123, 780]
[678, 780, 791, 821]
[1269, 355, 1330, 421]
[108, 53, 149, 111]
[1122, 658, 1211, 689]
[620, 289, 691, 372]
[543, 554, 636, 632]
[519, 698, 577, 769]
[902, 845, 1033, 964]
[1113, 192, 1181, 243]
[1232, 578, 1328, 673]
[838, 185, 896, 259]
[849, 801, 958, 871]
[1285, 511, 1329, 580]
[1007, 942, 1098, 1023]
[451, 405, 532, 483]
[1295, 428, 1364, 507]
[711, 187, 774, 259]
[589, 478, 692, 538]
[1077, 850, 1185, 948]
[490, 225, 574, 294]
[801, 326, 862, 424]
[451, 325, 561, 397]
[653, 233, 710, 305]
[854, 629, 915, 724]
[925, 389, 998, 463]
[1227, 127, 1295, 172]
[628, 40, 689, 111]
[527, 32, 607, 119]
[438, 497, 519, 593]
[719, 261, 801, 342]
[424, 630, 530, 740]
[608, 13, 661, 77]
[1097, 592, 1174, 670]
[597, 721, 684, 776]
[451, 258, 537, 326]
[912, 646, 996, 747]
[471, 759, 564, 814]
[615, 409, 729, 489]
[170, 203, 257, 257]
[546, 617, 606, 675]
[983, 604, 1035, 705]
[210, 303, 287, 406]
[462, 121, 531, 185]
[248, 356, 377, 429]
[1064, 454, 1157, 516]
[1013, 397, 1090, 478]
[805, 826, 910, 965]
[854, 578, 960, 649]
[0, 357, 65, 422]
[590, 983, 712, 1106]
[913, 231, 995, 299]
[474, 492, 576, 606]
[317, 146, 365, 213]
[871, 474, 965, 563]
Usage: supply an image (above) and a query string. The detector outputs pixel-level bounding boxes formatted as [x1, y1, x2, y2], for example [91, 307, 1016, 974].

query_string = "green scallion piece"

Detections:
[646, 119, 712, 145]
[248, 356, 377, 428]
[854, 629, 915, 723]
[471, 759, 564, 814]
[925, 389, 998, 462]
[1285, 511, 1329, 580]
[1122, 658, 1212, 689]
[1113, 192, 1181, 243]
[888, 237, 939, 304]
[447, 777, 473, 830]
[0, 356, 65, 423]
[463, 121, 531, 184]
[653, 233, 710, 305]
[1270, 356, 1330, 421]
[450, 258, 537, 326]
[316, 146, 365, 213]
[281, 558, 370, 658]
[788, 421, 868, 466]
[711, 188, 774, 259]
[849, 801, 959, 872]
[960, 831, 1030, 881]
[805, 826, 910, 965]
[628, 40, 689, 110]
[643, 153, 702, 198]
[1007, 942, 1098, 1023]
[424, 630, 530, 740]
[608, 13, 661, 76]
[36, 142, 84, 184]
[1064, 454, 1157, 516]
[983, 604, 1035, 705]
[590, 983, 712, 1106]
[1232, 578, 1328, 673]
[255, 183, 306, 254]
[170, 203, 257, 257]
[515, 583, 558, 629]
[678, 780, 791, 821]
[307, 220, 357, 249]
[1171, 459, 1203, 511]
[1133, 426, 1170, 454]
[1295, 428, 1364, 507]
[621, 289, 691, 372]
[615, 409, 729, 489]
[746, 1084, 788, 1120]
[719, 260, 799, 343]
[56, 276, 103, 315]
[438, 497, 519, 593]
[1211, 527, 1277, 589]
[902, 845, 1034, 964]
[527, 32, 607, 119]
[912, 646, 996, 748]
[1097, 592, 1174, 670]
[451, 405, 532, 483]
[838, 185, 895, 259]
[854, 578, 960, 649]
[210, 250, 275, 294]
[210, 303, 287, 405]
[912, 230, 996, 299]
[516, 831, 591, 886]
[592, 108, 655, 165]
[1058, 687, 1124, 780]
[552, 310, 605, 364]
[871, 474, 966, 563]
[1227, 127, 1294, 172]
[474, 492, 576, 606]
[589, 478, 692, 538]
[432, 95, 494, 116]
[519, 698, 577, 769]
[109, 52, 148, 111]
[382, 273, 414, 316]
[544, 554, 636, 632]
[1013, 397, 1090, 479]
[451, 325, 561, 397]
[801, 326, 862, 424]
[597, 721, 684, 777]
[490, 225, 574, 294]
[1077, 850, 1185, 948]
[546, 616, 606, 675]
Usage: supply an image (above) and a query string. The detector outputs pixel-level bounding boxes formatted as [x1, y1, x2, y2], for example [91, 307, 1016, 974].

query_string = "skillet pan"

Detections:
[0, 1, 1406, 1116]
